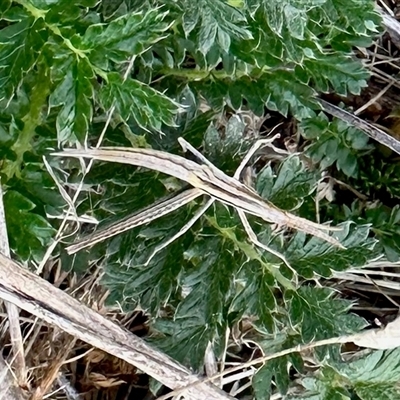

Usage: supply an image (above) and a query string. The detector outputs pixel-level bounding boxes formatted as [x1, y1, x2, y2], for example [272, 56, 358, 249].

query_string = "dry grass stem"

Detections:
[0, 183, 27, 390]
[0, 252, 233, 400]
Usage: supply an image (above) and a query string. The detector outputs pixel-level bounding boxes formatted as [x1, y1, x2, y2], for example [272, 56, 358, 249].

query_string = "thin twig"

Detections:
[56, 374, 81, 400]
[0, 356, 25, 400]
[31, 338, 77, 400]
[354, 81, 393, 116]
[0, 182, 27, 389]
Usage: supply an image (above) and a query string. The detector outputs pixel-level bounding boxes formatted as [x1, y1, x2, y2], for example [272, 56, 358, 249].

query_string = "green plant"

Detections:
[288, 349, 400, 400]
[299, 112, 373, 178]
[1, 0, 397, 398]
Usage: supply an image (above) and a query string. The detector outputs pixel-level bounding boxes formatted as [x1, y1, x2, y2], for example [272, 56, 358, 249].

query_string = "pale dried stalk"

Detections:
[0, 182, 27, 390]
[0, 356, 25, 400]
[31, 338, 77, 400]
[0, 252, 233, 400]
[377, 5, 400, 49]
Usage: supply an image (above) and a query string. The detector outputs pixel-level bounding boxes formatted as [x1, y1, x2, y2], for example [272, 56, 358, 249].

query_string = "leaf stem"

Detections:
[15, 0, 88, 60]
[14, 0, 47, 19]
[2, 67, 50, 178]
[205, 215, 296, 290]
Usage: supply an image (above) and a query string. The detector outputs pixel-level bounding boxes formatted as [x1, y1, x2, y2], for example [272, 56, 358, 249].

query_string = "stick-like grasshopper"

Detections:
[53, 137, 344, 263]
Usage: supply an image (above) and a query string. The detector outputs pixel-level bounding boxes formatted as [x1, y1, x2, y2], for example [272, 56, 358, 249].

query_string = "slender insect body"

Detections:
[54, 139, 345, 257]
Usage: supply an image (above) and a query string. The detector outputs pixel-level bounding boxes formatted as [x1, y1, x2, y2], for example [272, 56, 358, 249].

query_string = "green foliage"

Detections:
[357, 156, 400, 198]
[179, 0, 253, 55]
[0, 0, 393, 398]
[368, 206, 400, 262]
[98, 153, 374, 373]
[253, 287, 368, 400]
[49, 57, 95, 142]
[339, 203, 400, 263]
[300, 112, 373, 178]
[99, 72, 179, 131]
[256, 155, 319, 210]
[297, 54, 370, 96]
[203, 114, 248, 168]
[3, 190, 55, 262]
[287, 287, 367, 342]
[0, 2, 177, 150]
[290, 349, 400, 400]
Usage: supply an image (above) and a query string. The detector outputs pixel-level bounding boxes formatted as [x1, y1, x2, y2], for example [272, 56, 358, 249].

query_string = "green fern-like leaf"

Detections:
[300, 112, 373, 178]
